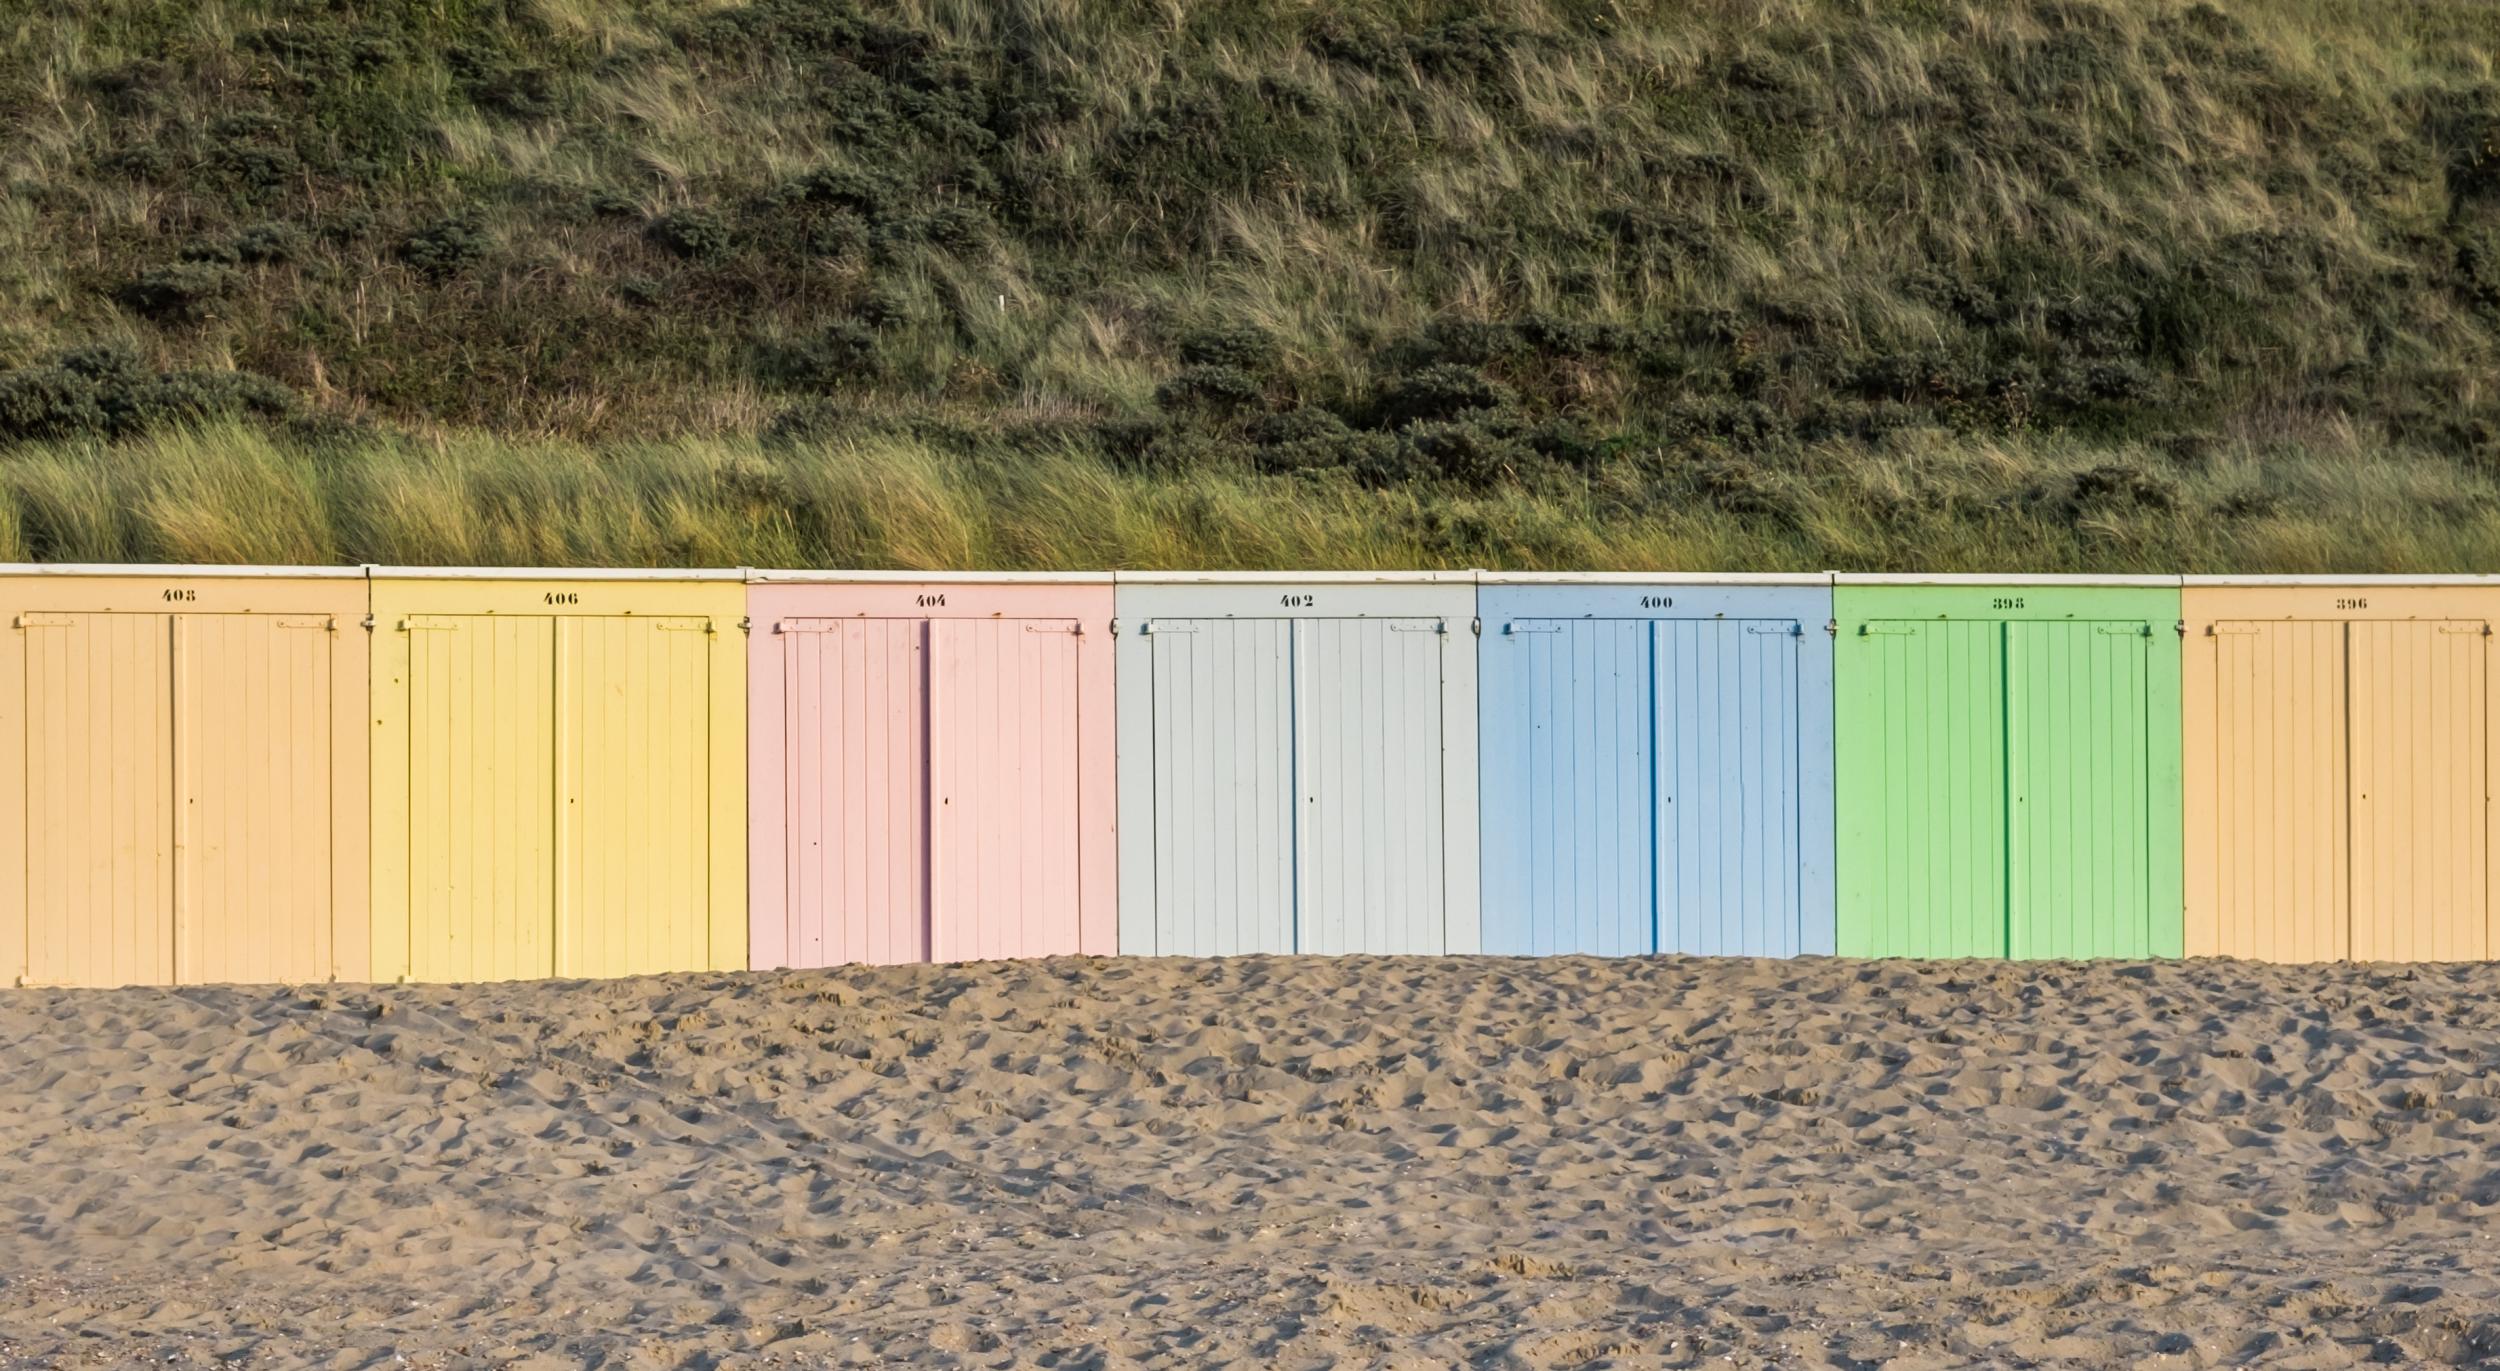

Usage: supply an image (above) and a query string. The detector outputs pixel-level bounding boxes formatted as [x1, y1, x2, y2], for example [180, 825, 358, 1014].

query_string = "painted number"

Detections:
[1640, 595, 1674, 609]
[917, 593, 946, 608]
[1281, 594, 1316, 608]
[2336, 597, 2369, 611]
[544, 592, 579, 605]
[1992, 596, 2026, 609]
[161, 588, 196, 602]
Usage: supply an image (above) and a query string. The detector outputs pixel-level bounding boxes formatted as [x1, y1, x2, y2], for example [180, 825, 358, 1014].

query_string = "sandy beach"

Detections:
[5, 954, 2500, 1368]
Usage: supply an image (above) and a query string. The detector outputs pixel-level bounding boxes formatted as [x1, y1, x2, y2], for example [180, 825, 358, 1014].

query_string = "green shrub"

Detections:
[647, 207, 732, 261]
[1370, 365, 1516, 429]
[1179, 326, 1279, 373]
[760, 323, 883, 389]
[232, 221, 309, 265]
[399, 217, 492, 278]
[1154, 365, 1262, 415]
[0, 347, 297, 446]
[118, 263, 238, 323]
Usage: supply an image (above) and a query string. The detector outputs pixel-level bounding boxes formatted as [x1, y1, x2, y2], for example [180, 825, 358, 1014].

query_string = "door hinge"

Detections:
[1143, 620, 1193, 635]
[1746, 622, 1802, 636]
[1471, 616, 1482, 637]
[361, 613, 376, 632]
[2175, 619, 2186, 637]
[13, 613, 74, 629]
[1505, 622, 1561, 635]
[1024, 622, 1082, 635]
[274, 616, 335, 631]
[1825, 619, 1838, 637]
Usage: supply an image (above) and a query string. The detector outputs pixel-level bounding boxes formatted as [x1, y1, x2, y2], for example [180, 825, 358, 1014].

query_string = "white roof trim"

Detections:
[749, 569, 1114, 585]
[369, 566, 748, 582]
[1835, 572, 2182, 587]
[0, 563, 367, 579]
[2182, 575, 2500, 586]
[1114, 570, 1477, 585]
[1477, 571, 1830, 586]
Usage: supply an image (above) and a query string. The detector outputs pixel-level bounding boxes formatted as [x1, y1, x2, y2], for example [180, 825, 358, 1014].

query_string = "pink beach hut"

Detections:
[747, 573, 1116, 968]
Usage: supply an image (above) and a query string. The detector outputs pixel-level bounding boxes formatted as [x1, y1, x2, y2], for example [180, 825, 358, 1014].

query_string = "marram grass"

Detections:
[3, 422, 2497, 574]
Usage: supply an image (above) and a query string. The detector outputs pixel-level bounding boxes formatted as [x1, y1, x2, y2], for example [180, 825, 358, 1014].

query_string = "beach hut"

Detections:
[2184, 577, 2496, 963]
[369, 570, 746, 982]
[1114, 572, 1479, 957]
[747, 572, 1116, 968]
[0, 565, 370, 988]
[1832, 575, 2183, 960]
[1477, 574, 1835, 957]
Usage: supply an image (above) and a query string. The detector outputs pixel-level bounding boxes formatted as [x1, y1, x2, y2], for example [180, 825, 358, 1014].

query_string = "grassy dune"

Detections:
[2, 0, 2497, 568]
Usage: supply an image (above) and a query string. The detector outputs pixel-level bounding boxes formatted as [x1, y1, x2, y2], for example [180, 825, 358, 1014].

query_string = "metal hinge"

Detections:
[2175, 619, 2187, 637]
[274, 616, 335, 631]
[12, 614, 74, 629]
[1025, 623, 1082, 635]
[1746, 622, 1803, 637]
[2094, 624, 2152, 636]
[1142, 620, 1191, 635]
[1471, 617, 1481, 637]
[361, 613, 376, 632]
[1109, 618, 1121, 637]
[1860, 623, 1918, 636]
[1825, 619, 1838, 637]
[1505, 622, 1560, 635]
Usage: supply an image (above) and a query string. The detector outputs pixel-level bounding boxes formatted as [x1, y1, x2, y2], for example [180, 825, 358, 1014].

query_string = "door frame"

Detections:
[2184, 578, 2500, 961]
[1476, 578, 1835, 957]
[370, 572, 745, 982]
[746, 575, 1116, 968]
[0, 567, 369, 987]
[1113, 574, 1479, 956]
[1834, 577, 2184, 960]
